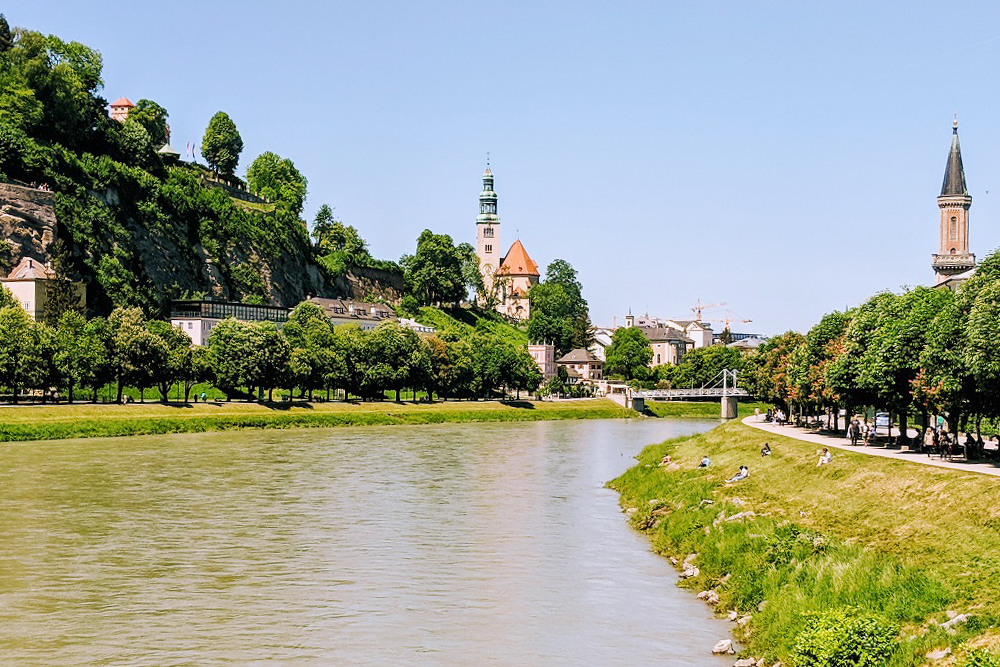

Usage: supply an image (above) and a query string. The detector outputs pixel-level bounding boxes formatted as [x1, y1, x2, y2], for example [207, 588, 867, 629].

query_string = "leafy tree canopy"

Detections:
[246, 151, 307, 216]
[527, 259, 591, 355]
[201, 111, 243, 176]
[402, 230, 472, 307]
[605, 326, 652, 380]
[128, 99, 169, 147]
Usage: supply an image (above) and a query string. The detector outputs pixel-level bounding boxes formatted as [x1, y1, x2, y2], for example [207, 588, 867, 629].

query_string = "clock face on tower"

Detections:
[483, 263, 494, 275]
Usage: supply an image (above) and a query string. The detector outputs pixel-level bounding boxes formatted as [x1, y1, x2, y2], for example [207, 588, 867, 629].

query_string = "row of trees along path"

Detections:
[742, 248, 1000, 454]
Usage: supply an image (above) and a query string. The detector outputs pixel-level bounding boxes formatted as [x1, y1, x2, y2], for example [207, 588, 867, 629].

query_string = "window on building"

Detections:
[656, 354, 661, 364]
[187, 322, 193, 330]
[485, 244, 492, 253]
[484, 227, 494, 238]
[950, 216, 958, 241]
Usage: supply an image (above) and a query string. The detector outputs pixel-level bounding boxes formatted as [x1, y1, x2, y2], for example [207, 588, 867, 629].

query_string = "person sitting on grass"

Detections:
[761, 442, 772, 457]
[698, 455, 711, 468]
[817, 447, 832, 466]
[727, 465, 749, 482]
[660, 454, 672, 466]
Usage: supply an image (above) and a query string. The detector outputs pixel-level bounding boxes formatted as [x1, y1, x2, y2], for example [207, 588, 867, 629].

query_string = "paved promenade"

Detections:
[742, 416, 1000, 479]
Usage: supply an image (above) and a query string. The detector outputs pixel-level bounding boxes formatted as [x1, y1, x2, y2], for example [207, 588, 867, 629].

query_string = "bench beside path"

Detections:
[741, 416, 1000, 479]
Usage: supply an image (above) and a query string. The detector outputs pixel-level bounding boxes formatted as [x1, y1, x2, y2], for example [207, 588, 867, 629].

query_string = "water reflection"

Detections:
[0, 418, 734, 665]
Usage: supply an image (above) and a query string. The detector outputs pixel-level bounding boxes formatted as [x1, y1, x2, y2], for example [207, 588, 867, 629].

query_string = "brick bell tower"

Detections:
[932, 117, 976, 283]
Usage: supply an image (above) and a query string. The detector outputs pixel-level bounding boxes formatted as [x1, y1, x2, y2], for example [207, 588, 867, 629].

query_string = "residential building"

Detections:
[661, 319, 715, 348]
[307, 297, 397, 330]
[638, 326, 693, 367]
[1, 256, 86, 321]
[529, 343, 557, 381]
[727, 336, 768, 351]
[398, 317, 437, 334]
[588, 327, 614, 361]
[556, 348, 604, 382]
[170, 300, 290, 346]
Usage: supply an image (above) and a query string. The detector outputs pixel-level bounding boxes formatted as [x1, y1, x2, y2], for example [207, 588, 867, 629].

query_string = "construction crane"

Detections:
[701, 309, 753, 330]
[691, 300, 726, 321]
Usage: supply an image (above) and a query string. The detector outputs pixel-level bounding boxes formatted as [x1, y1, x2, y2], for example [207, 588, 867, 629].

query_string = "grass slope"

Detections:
[414, 306, 528, 346]
[645, 400, 768, 420]
[609, 420, 1000, 666]
[0, 398, 630, 442]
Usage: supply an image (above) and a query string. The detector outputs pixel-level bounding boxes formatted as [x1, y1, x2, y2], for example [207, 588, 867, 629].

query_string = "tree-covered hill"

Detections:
[0, 17, 373, 316]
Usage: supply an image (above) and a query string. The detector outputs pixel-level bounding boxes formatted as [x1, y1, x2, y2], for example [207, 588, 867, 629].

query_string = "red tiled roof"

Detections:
[497, 239, 539, 277]
[109, 97, 134, 108]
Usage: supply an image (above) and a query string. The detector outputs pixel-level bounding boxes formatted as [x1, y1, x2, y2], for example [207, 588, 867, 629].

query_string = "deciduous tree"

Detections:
[246, 151, 307, 216]
[604, 327, 652, 380]
[201, 111, 243, 177]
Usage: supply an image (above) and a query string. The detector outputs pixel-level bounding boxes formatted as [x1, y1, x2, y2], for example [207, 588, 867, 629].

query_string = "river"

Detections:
[0, 418, 735, 665]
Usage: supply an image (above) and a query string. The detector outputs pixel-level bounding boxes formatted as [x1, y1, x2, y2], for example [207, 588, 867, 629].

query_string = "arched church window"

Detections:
[950, 216, 958, 241]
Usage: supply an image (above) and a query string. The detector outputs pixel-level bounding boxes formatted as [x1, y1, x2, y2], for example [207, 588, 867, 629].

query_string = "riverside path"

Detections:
[742, 416, 1000, 479]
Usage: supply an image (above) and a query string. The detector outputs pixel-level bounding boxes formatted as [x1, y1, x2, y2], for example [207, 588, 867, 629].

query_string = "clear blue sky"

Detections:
[9, 1, 1000, 334]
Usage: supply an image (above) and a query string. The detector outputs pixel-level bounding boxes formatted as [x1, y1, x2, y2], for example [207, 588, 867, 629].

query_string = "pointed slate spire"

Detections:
[941, 116, 968, 197]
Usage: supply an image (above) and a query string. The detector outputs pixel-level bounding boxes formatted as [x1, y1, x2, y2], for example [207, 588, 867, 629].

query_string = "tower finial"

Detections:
[486, 151, 490, 166]
[953, 114, 958, 133]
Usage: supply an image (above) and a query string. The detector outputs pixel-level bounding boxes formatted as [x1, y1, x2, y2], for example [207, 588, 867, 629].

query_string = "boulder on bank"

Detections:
[940, 613, 968, 631]
[926, 647, 951, 661]
[697, 590, 721, 605]
[733, 658, 756, 667]
[679, 566, 700, 579]
[712, 639, 735, 655]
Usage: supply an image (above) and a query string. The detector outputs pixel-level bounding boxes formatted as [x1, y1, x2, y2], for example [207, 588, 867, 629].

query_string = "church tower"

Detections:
[932, 117, 976, 283]
[476, 165, 500, 293]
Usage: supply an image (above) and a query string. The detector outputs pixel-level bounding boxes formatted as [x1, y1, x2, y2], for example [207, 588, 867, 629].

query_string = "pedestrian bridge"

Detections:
[630, 370, 749, 419]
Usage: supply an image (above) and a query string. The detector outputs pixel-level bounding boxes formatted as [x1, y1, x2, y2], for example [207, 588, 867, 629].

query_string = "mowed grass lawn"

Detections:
[0, 398, 633, 442]
[611, 419, 1000, 663]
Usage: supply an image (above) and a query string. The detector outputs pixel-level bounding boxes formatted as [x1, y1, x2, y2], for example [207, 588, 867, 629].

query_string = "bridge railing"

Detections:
[634, 387, 750, 399]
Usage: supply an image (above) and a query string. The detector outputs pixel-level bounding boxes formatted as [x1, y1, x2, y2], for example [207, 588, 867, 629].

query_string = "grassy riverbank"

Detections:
[0, 398, 631, 442]
[609, 420, 1000, 666]
[644, 400, 767, 420]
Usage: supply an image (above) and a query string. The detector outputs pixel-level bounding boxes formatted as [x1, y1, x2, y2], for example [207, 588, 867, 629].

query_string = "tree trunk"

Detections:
[116, 380, 124, 404]
[68, 382, 74, 404]
[897, 409, 908, 446]
[140, 388, 144, 403]
[395, 388, 401, 402]
[268, 387, 274, 402]
[92, 386, 98, 403]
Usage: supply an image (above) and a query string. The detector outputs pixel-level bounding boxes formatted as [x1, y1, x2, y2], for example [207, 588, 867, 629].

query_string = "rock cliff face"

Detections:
[339, 267, 404, 302]
[0, 183, 402, 314]
[0, 183, 57, 270]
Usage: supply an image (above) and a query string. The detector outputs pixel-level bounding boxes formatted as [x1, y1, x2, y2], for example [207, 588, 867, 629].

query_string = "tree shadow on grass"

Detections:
[500, 401, 535, 409]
